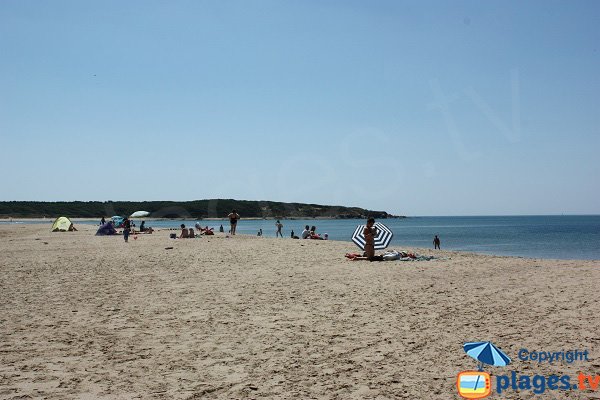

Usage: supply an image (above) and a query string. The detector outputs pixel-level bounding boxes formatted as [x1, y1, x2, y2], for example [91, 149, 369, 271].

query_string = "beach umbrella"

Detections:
[111, 216, 125, 228]
[351, 222, 393, 250]
[464, 341, 511, 369]
[130, 211, 150, 218]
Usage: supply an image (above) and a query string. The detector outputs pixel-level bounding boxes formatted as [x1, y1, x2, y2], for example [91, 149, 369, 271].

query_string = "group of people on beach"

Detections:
[255, 223, 328, 240]
[96, 212, 444, 259]
[301, 225, 328, 240]
[229, 211, 329, 240]
[95, 210, 445, 257]
[177, 223, 217, 238]
[101, 210, 443, 253]
[98, 217, 154, 242]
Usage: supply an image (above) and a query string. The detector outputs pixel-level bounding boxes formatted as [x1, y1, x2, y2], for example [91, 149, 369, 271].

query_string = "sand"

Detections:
[0, 224, 599, 399]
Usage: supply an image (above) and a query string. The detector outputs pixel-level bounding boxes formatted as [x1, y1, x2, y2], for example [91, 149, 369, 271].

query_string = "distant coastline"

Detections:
[0, 200, 403, 220]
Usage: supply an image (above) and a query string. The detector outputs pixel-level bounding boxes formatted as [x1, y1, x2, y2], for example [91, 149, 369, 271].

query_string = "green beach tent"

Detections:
[51, 216, 73, 232]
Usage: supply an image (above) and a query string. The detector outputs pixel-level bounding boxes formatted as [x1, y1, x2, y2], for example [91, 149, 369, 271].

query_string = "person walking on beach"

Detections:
[275, 220, 283, 238]
[228, 209, 240, 235]
[433, 235, 441, 250]
[364, 217, 377, 260]
[100, 216, 105, 225]
[123, 217, 131, 243]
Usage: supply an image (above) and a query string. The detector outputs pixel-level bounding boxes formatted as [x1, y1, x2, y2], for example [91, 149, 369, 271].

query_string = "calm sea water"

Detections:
[3, 216, 599, 260]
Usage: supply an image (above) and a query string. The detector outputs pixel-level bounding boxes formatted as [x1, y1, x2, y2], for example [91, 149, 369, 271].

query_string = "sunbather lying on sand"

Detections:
[345, 253, 384, 261]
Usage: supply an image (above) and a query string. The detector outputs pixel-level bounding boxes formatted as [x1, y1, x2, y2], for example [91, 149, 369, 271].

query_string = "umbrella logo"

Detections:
[456, 371, 491, 399]
[457, 341, 511, 399]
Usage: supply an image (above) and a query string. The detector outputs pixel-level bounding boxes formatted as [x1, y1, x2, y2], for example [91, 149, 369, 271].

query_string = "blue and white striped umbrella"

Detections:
[464, 341, 511, 367]
[351, 222, 393, 251]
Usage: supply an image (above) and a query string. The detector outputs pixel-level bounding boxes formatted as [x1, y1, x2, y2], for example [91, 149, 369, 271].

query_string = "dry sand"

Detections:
[0, 224, 599, 399]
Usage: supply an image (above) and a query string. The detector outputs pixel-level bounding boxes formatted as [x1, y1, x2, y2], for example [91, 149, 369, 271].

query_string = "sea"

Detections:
[3, 215, 599, 260]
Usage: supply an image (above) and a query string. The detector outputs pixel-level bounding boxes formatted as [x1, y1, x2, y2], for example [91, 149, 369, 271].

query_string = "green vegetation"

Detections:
[0, 200, 399, 219]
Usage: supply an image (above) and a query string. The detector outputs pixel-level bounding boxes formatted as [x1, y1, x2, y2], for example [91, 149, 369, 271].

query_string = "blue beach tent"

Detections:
[96, 222, 117, 236]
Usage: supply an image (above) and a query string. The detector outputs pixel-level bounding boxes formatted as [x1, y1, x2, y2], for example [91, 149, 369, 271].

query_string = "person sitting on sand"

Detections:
[68, 223, 78, 231]
[200, 226, 214, 235]
[290, 230, 299, 239]
[309, 226, 323, 240]
[301, 225, 310, 239]
[139, 221, 154, 233]
[188, 228, 195, 238]
[180, 224, 189, 239]
[219, 224, 224, 233]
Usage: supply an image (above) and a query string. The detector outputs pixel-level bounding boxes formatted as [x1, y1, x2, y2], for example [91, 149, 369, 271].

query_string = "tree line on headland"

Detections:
[0, 200, 401, 220]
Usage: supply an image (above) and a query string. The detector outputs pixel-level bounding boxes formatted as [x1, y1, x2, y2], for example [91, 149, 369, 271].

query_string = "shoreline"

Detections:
[0, 216, 407, 222]
[1, 223, 597, 262]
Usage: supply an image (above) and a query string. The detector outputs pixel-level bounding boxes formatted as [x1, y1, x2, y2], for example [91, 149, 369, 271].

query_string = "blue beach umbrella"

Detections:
[464, 341, 511, 369]
[111, 216, 125, 228]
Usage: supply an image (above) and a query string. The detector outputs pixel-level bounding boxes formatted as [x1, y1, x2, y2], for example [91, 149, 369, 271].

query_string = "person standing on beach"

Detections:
[364, 217, 377, 260]
[228, 209, 240, 235]
[433, 235, 441, 249]
[123, 217, 131, 243]
[275, 220, 283, 238]
[100, 216, 105, 225]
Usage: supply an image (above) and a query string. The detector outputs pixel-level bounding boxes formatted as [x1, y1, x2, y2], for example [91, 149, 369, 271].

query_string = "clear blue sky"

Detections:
[1, 0, 598, 216]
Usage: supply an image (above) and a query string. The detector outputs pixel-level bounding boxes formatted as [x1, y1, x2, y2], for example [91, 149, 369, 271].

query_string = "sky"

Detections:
[0, 0, 598, 216]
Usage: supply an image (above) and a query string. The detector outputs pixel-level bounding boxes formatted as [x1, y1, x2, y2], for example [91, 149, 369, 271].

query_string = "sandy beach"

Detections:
[1, 224, 599, 399]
